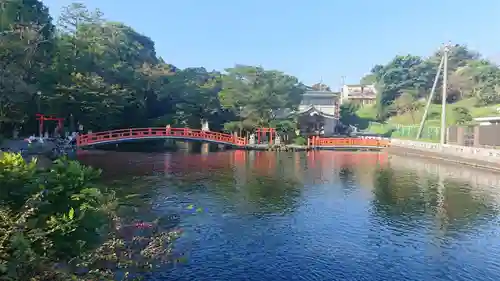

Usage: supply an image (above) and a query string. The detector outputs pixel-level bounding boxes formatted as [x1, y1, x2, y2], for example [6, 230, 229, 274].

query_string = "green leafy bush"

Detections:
[0, 153, 182, 281]
[293, 136, 307, 145]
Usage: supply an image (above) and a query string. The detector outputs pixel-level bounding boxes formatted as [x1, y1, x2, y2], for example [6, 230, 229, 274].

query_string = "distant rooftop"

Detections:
[304, 90, 340, 97]
[344, 84, 376, 87]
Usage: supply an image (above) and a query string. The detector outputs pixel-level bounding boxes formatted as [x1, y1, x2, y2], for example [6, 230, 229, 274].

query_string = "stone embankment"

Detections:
[1, 138, 75, 162]
[1, 139, 54, 154]
[388, 139, 500, 171]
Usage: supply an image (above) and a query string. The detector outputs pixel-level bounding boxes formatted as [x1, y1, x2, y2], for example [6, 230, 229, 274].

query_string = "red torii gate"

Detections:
[255, 127, 275, 145]
[36, 113, 64, 136]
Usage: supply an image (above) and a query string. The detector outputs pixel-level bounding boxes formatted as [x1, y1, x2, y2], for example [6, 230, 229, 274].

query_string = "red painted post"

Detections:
[269, 129, 273, 145]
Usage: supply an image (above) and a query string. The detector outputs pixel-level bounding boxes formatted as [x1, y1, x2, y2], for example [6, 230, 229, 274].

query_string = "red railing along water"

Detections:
[308, 136, 390, 148]
[76, 127, 247, 147]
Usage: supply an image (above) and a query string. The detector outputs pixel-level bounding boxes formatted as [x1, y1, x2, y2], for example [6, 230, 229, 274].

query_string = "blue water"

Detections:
[80, 150, 500, 281]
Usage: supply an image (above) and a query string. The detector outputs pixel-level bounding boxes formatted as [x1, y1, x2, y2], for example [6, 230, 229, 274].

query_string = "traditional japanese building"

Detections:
[295, 89, 340, 136]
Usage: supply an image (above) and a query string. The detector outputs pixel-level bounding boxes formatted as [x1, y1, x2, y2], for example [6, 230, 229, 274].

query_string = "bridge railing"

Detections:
[77, 127, 247, 147]
[308, 136, 390, 148]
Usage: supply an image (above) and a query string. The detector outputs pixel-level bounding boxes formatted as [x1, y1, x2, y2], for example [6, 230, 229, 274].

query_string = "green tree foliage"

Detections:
[0, 2, 305, 137]
[219, 65, 305, 127]
[310, 83, 330, 91]
[0, 0, 54, 131]
[361, 44, 500, 120]
[452, 106, 473, 124]
[339, 102, 360, 125]
[338, 102, 373, 130]
[0, 153, 182, 280]
[390, 91, 423, 123]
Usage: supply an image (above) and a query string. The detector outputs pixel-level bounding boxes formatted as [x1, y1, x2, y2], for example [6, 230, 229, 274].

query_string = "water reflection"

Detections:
[77, 150, 500, 281]
[382, 155, 500, 236]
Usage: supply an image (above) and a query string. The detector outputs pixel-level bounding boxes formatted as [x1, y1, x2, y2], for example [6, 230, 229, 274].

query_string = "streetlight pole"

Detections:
[36, 91, 42, 137]
[36, 91, 41, 113]
[70, 113, 75, 133]
[440, 44, 450, 145]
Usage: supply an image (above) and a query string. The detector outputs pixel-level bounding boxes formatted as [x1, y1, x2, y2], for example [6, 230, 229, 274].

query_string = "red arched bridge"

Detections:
[76, 127, 390, 150]
[76, 127, 247, 148]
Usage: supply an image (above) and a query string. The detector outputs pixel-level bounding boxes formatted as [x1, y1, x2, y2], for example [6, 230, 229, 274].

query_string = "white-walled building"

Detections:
[340, 84, 377, 106]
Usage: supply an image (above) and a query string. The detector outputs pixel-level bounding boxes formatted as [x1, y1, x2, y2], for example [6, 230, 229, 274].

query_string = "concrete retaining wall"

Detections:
[389, 153, 500, 188]
[390, 139, 500, 165]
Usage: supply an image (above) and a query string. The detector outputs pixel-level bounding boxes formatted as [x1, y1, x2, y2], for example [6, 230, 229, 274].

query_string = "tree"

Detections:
[391, 91, 423, 123]
[218, 65, 305, 127]
[310, 83, 331, 91]
[374, 55, 427, 119]
[452, 107, 473, 125]
[367, 44, 500, 122]
[339, 102, 359, 125]
[360, 73, 377, 85]
[0, 0, 55, 132]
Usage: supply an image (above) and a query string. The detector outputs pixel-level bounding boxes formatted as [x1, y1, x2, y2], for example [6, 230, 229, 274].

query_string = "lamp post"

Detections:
[36, 91, 42, 137]
[70, 113, 75, 133]
[36, 91, 41, 112]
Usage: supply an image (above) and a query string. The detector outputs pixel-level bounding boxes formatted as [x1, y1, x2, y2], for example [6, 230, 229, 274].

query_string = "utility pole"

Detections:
[416, 43, 450, 142]
[340, 76, 346, 104]
[416, 56, 444, 139]
[440, 44, 450, 145]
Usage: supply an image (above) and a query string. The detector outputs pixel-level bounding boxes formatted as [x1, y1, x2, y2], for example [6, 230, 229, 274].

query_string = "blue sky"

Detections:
[43, 0, 500, 88]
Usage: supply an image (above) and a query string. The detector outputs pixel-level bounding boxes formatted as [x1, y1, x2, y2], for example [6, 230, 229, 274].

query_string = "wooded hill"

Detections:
[0, 1, 306, 137]
[355, 44, 500, 128]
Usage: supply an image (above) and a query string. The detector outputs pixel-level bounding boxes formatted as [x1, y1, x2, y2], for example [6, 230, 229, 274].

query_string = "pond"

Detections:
[78, 150, 500, 281]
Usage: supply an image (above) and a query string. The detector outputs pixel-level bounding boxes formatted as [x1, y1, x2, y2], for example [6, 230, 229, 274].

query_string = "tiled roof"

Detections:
[296, 106, 337, 118]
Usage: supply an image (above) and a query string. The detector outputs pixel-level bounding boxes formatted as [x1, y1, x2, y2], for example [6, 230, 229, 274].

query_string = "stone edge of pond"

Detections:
[386, 146, 500, 173]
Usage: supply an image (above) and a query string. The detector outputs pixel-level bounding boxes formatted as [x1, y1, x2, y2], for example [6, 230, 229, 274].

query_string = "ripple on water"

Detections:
[79, 151, 500, 281]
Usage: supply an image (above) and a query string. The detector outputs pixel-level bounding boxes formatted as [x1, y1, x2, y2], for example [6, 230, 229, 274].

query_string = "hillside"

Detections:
[348, 99, 500, 141]
[345, 44, 500, 138]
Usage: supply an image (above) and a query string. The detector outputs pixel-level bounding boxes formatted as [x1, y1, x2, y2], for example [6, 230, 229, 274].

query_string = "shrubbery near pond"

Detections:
[0, 153, 181, 281]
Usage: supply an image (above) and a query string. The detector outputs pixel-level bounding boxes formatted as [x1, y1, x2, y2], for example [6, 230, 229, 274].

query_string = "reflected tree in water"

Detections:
[372, 166, 498, 236]
[437, 179, 498, 236]
[338, 167, 356, 195]
[241, 175, 301, 215]
[372, 167, 428, 227]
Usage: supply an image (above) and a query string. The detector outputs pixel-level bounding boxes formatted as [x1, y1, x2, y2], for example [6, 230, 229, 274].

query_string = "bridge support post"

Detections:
[201, 143, 209, 154]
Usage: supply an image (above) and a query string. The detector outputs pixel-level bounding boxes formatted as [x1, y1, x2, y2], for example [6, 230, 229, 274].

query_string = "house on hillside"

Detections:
[341, 84, 377, 106]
